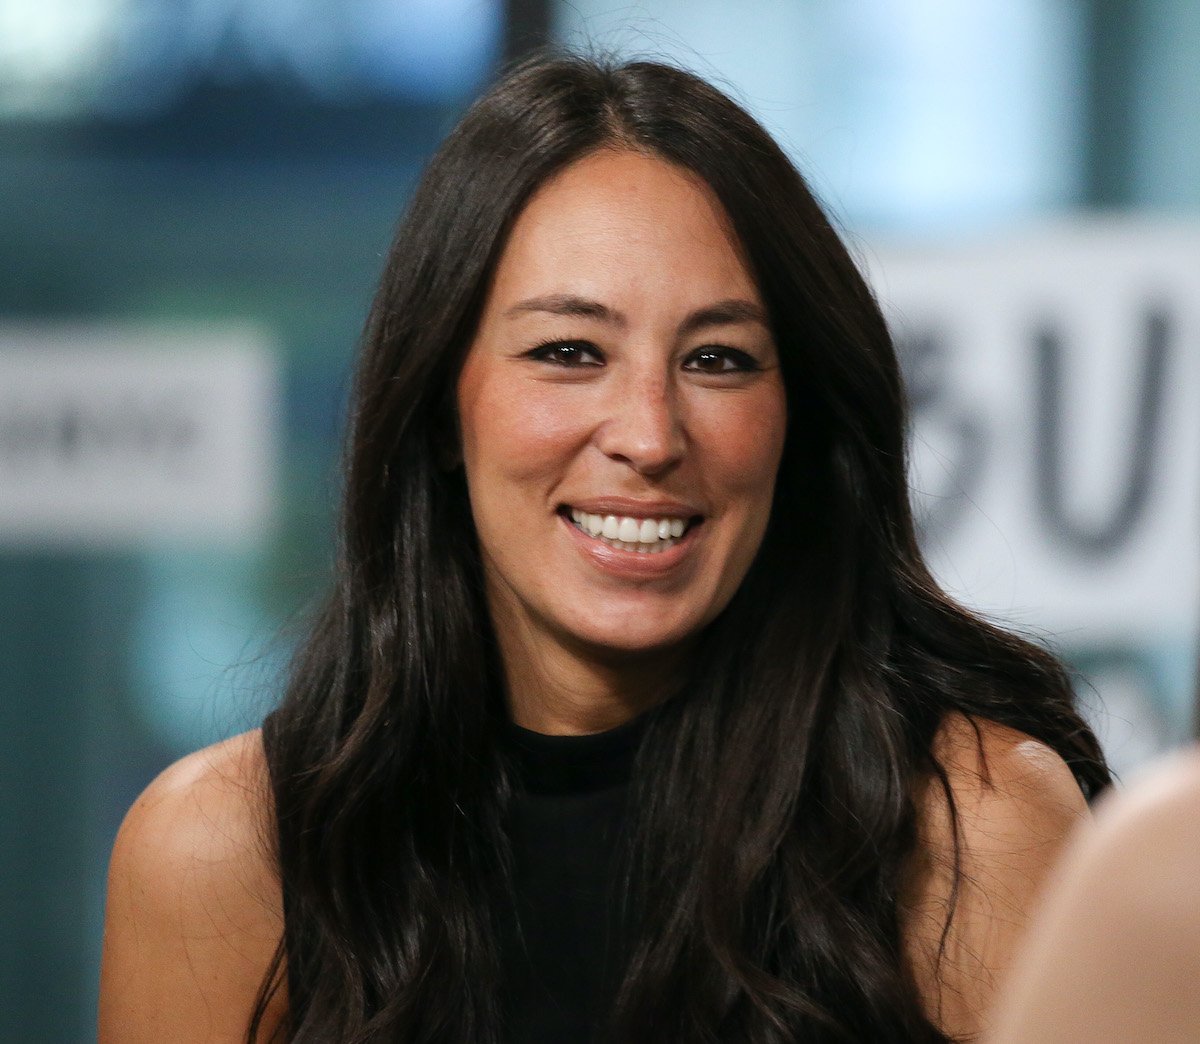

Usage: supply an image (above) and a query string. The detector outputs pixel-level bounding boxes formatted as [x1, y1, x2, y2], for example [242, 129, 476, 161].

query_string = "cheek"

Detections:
[696, 391, 788, 511]
[458, 366, 591, 492]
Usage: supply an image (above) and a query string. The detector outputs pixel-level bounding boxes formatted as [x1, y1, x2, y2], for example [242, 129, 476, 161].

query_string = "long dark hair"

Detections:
[253, 54, 1109, 1042]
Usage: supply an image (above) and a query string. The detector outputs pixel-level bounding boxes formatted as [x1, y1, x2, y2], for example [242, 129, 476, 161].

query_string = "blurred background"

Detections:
[1, 0, 1196, 1037]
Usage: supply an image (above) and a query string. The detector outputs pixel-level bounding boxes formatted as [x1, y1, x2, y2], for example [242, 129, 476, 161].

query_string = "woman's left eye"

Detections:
[683, 346, 760, 373]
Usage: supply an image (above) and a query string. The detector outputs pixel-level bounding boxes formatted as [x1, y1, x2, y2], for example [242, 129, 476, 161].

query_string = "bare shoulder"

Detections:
[923, 712, 1089, 843]
[113, 728, 275, 868]
[988, 747, 1200, 1042]
[99, 729, 285, 1043]
[903, 713, 1089, 1040]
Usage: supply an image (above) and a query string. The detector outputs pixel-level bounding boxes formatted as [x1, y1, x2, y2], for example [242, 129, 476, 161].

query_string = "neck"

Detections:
[498, 626, 686, 736]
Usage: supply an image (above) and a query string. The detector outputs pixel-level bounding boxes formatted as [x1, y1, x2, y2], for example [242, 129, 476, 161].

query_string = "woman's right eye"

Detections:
[525, 340, 604, 367]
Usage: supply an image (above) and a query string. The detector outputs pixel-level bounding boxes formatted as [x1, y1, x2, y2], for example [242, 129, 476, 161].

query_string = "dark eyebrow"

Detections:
[677, 299, 769, 337]
[505, 294, 768, 336]
[505, 294, 625, 326]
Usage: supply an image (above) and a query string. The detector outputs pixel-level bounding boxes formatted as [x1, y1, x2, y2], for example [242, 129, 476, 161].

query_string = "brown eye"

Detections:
[527, 340, 604, 366]
[683, 346, 759, 373]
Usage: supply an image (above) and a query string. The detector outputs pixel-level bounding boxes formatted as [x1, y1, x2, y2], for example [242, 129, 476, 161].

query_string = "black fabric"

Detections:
[498, 714, 646, 1044]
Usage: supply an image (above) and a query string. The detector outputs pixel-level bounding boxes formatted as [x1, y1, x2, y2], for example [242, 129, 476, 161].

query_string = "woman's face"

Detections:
[457, 148, 787, 666]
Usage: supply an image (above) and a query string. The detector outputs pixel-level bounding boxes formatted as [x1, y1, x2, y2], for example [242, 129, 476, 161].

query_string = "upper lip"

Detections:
[561, 497, 703, 519]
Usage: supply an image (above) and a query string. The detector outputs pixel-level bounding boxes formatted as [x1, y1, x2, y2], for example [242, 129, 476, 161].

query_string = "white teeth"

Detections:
[567, 509, 693, 550]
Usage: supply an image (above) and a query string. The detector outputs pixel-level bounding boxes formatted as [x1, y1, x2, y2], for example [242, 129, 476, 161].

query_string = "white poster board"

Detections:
[866, 219, 1200, 768]
[0, 324, 279, 548]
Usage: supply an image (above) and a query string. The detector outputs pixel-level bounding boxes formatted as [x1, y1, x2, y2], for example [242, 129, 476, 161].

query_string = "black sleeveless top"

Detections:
[497, 714, 645, 1043]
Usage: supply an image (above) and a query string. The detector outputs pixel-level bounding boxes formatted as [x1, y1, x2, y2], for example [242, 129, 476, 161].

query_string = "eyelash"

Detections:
[526, 339, 603, 367]
[686, 346, 761, 374]
[525, 339, 761, 373]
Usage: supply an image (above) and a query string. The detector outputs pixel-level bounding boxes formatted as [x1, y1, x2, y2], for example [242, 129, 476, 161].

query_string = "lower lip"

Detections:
[561, 514, 699, 577]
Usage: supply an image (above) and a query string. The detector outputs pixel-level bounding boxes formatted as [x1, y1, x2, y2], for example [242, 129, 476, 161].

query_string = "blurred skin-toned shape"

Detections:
[988, 747, 1200, 1043]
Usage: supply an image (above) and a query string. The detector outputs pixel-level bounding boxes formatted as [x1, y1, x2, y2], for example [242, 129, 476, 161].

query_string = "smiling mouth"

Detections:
[562, 507, 699, 553]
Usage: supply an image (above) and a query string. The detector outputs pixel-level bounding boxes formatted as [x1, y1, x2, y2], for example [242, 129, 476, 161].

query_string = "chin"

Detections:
[562, 613, 705, 662]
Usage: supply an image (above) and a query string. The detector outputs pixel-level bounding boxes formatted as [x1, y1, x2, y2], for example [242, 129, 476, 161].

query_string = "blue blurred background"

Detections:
[1, 1, 1197, 1038]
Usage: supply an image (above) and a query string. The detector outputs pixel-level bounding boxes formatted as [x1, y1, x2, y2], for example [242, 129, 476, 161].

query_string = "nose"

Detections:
[594, 370, 686, 476]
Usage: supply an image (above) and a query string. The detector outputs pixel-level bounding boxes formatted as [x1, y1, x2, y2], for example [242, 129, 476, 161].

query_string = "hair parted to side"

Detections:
[253, 52, 1109, 1043]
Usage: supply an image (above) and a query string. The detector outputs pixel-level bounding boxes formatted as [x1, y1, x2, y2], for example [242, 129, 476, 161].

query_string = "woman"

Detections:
[99, 55, 1109, 1042]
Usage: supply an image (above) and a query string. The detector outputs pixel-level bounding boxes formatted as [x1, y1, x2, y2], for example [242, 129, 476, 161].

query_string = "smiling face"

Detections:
[456, 148, 788, 694]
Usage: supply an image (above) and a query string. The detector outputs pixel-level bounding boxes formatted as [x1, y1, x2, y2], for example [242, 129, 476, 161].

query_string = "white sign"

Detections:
[866, 218, 1200, 646]
[0, 324, 279, 548]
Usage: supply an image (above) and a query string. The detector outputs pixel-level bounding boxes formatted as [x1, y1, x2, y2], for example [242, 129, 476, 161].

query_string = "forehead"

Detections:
[486, 148, 762, 311]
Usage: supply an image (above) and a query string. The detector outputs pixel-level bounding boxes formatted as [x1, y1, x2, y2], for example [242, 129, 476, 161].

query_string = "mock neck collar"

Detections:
[502, 711, 649, 794]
